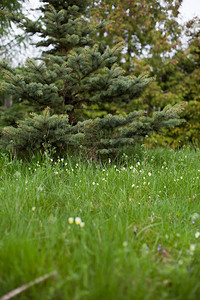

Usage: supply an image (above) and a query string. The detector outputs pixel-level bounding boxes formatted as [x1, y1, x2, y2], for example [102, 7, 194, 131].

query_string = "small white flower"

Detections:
[195, 232, 200, 238]
[108, 158, 111, 163]
[55, 171, 59, 175]
[123, 241, 128, 247]
[191, 213, 200, 221]
[32, 206, 36, 211]
[132, 184, 135, 188]
[190, 244, 196, 252]
[68, 217, 74, 224]
[92, 182, 95, 185]
[80, 222, 85, 228]
[148, 172, 152, 176]
[75, 217, 81, 225]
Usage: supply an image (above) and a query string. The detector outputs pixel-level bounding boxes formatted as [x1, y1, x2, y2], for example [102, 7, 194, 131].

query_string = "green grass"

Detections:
[0, 147, 200, 299]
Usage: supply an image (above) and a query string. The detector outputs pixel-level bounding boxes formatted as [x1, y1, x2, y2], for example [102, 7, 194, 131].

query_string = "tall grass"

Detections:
[0, 147, 200, 299]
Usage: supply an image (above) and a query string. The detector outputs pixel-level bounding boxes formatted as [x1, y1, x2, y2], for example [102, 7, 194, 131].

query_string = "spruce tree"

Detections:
[0, 0, 185, 157]
[1, 107, 86, 157]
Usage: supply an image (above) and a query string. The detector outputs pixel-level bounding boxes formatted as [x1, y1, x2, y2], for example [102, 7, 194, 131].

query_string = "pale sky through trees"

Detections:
[6, 0, 200, 65]
[179, 0, 200, 22]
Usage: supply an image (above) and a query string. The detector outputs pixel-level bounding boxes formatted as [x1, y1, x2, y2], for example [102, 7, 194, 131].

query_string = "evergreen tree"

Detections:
[0, 0, 27, 60]
[1, 107, 85, 157]
[0, 0, 185, 157]
[0, 0, 25, 36]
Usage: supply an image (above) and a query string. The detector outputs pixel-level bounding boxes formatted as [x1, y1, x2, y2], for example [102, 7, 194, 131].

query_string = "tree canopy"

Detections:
[0, 1, 185, 157]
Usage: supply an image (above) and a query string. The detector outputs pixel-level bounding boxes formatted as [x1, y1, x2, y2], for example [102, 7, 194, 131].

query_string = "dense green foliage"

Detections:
[90, 0, 183, 71]
[0, 148, 200, 299]
[0, 0, 27, 59]
[90, 1, 200, 146]
[0, 0, 185, 157]
[1, 107, 85, 157]
[0, 0, 25, 35]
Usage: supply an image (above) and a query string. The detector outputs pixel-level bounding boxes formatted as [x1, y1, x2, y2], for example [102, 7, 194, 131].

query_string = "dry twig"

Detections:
[0, 271, 57, 300]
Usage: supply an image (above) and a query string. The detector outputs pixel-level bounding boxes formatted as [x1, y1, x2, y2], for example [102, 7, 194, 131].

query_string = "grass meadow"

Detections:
[0, 147, 200, 300]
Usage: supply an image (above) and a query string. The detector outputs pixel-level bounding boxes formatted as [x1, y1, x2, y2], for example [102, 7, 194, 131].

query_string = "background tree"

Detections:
[0, 0, 185, 157]
[90, 0, 183, 72]
[0, 0, 27, 59]
[147, 19, 200, 147]
[90, 1, 200, 146]
[0, 0, 31, 132]
[0, 0, 25, 34]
